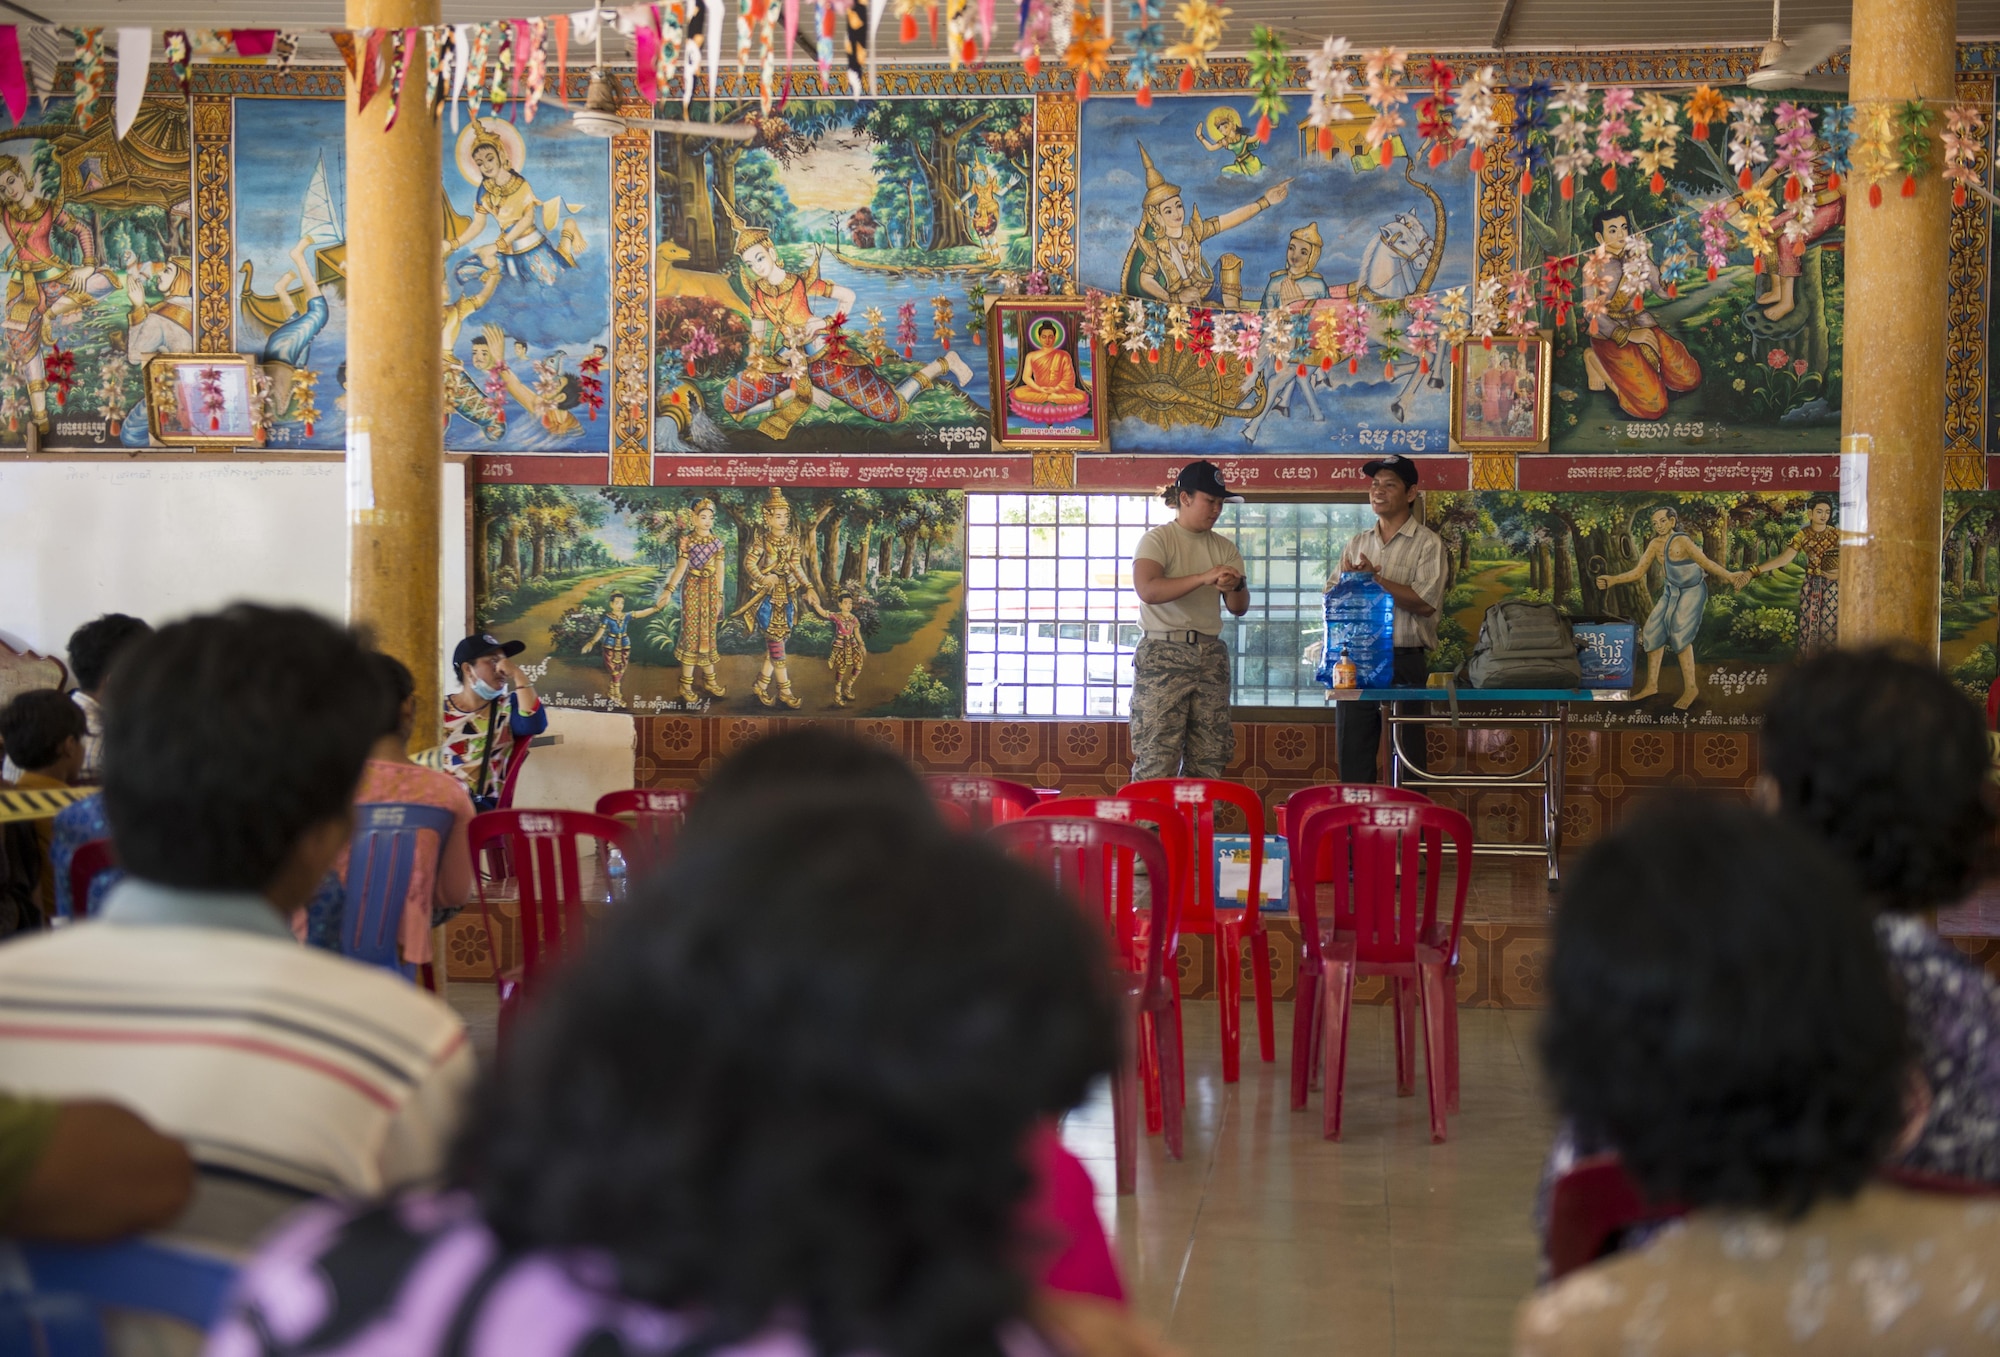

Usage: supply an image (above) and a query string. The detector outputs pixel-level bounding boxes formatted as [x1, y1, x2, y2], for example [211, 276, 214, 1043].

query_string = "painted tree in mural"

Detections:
[855, 100, 1004, 252]
[660, 102, 848, 267]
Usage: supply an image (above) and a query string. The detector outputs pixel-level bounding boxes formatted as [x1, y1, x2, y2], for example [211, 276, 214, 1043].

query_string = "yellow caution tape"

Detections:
[0, 786, 93, 825]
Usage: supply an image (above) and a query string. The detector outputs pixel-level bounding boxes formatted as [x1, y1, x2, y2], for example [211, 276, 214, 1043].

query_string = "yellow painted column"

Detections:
[345, 9, 445, 744]
[1838, 0, 1956, 652]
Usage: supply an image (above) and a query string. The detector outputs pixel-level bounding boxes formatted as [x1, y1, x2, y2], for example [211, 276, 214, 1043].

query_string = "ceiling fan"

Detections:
[1745, 0, 1848, 93]
[546, 11, 756, 141]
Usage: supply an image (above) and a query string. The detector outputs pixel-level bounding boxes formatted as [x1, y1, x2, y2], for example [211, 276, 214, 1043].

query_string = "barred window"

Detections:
[963, 493, 1374, 717]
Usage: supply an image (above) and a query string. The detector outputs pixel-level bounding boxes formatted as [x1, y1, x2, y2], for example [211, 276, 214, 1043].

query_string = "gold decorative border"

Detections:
[611, 103, 654, 486]
[191, 95, 233, 355]
[1946, 74, 1992, 460]
[1471, 453, 1517, 490]
[1033, 93, 1078, 286]
[1032, 450, 1076, 486]
[1475, 92, 1521, 282]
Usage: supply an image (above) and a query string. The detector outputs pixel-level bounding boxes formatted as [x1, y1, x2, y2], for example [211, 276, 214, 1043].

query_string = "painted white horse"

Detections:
[1359, 211, 1435, 301]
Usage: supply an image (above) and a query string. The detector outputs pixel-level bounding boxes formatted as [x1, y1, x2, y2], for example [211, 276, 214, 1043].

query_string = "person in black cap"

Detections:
[1332, 453, 1445, 783]
[443, 632, 548, 810]
[1128, 461, 1249, 781]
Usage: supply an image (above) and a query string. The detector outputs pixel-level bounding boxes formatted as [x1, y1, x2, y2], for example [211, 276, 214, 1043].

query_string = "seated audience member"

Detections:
[50, 791, 118, 921]
[65, 612, 152, 783]
[443, 632, 546, 811]
[1535, 648, 2000, 1259]
[303, 653, 474, 967]
[0, 606, 474, 1199]
[681, 727, 1128, 1308]
[0, 1094, 193, 1241]
[1516, 799, 1998, 1355]
[211, 796, 1156, 1357]
[0, 688, 87, 929]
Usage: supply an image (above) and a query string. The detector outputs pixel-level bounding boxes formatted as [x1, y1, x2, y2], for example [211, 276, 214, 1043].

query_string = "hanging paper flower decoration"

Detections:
[1502, 270, 1537, 339]
[931, 293, 956, 351]
[1944, 103, 1987, 207]
[1120, 297, 1149, 360]
[1539, 256, 1574, 327]
[1726, 95, 1768, 189]
[1166, 303, 1190, 350]
[1508, 82, 1550, 196]
[1062, 0, 1111, 100]
[1685, 84, 1727, 141]
[1738, 183, 1776, 272]
[1304, 36, 1355, 156]
[1594, 86, 1635, 192]
[1437, 286, 1469, 361]
[1656, 220, 1696, 298]
[45, 343, 75, 408]
[1362, 48, 1407, 165]
[1820, 104, 1853, 191]
[1897, 98, 1936, 198]
[1014, 0, 1049, 76]
[680, 320, 722, 376]
[73, 29, 105, 130]
[1416, 61, 1457, 166]
[164, 31, 192, 98]
[1772, 101, 1817, 201]
[198, 366, 228, 432]
[1125, 0, 1162, 105]
[1230, 312, 1262, 369]
[1636, 92, 1680, 195]
[1334, 299, 1371, 373]
[1579, 247, 1611, 328]
[896, 301, 919, 359]
[1697, 200, 1731, 280]
[1456, 65, 1501, 172]
[1246, 25, 1288, 142]
[1024, 267, 1052, 295]
[1189, 307, 1214, 365]
[578, 350, 605, 421]
[1548, 82, 1593, 200]
[1309, 308, 1340, 370]
[1469, 276, 1504, 344]
[1402, 292, 1440, 373]
[1849, 102, 1898, 207]
[1165, 0, 1227, 93]
[1140, 302, 1167, 362]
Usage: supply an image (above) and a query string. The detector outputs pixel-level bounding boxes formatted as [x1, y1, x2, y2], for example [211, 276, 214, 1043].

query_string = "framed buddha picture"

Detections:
[987, 298, 1108, 451]
[1449, 331, 1552, 453]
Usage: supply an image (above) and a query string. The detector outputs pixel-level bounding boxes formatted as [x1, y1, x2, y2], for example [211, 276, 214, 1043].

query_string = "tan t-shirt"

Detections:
[1133, 522, 1245, 636]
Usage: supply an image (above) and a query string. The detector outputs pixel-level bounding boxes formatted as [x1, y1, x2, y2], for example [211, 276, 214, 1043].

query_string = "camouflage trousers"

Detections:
[1129, 635, 1235, 781]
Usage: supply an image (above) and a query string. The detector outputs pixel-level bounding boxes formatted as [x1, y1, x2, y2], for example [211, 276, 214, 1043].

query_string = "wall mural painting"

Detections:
[652, 98, 1031, 455]
[236, 99, 614, 454]
[1519, 89, 1846, 454]
[1942, 491, 2000, 704]
[1077, 95, 1476, 458]
[0, 98, 192, 448]
[474, 484, 966, 716]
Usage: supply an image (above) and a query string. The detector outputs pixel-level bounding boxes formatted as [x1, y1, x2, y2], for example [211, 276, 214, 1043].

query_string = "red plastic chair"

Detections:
[1546, 1154, 1687, 1281]
[66, 838, 117, 921]
[1275, 783, 1433, 838]
[1124, 778, 1274, 1083]
[1025, 795, 1194, 1135]
[466, 809, 636, 1045]
[594, 788, 694, 873]
[1291, 801, 1471, 1142]
[926, 775, 1040, 830]
[991, 816, 1184, 1194]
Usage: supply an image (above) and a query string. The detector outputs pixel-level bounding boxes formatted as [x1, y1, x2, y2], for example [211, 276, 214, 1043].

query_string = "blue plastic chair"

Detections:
[0, 1237, 238, 1357]
[341, 802, 459, 979]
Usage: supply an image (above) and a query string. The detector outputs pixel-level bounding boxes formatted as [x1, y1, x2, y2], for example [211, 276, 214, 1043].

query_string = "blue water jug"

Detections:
[1318, 572, 1395, 689]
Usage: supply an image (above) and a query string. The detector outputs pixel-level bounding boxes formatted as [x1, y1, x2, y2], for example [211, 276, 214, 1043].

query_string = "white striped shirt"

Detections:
[0, 881, 473, 1197]
[1340, 514, 1449, 649]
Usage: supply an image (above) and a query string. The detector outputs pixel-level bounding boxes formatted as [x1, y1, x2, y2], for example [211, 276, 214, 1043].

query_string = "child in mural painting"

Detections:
[1195, 107, 1263, 178]
[1743, 495, 1840, 656]
[729, 488, 821, 709]
[808, 590, 867, 708]
[648, 498, 729, 706]
[583, 592, 663, 708]
[717, 200, 974, 442]
[1596, 505, 1747, 710]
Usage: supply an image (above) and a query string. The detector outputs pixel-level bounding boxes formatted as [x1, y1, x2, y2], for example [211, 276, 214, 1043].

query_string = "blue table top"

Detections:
[1325, 688, 1630, 702]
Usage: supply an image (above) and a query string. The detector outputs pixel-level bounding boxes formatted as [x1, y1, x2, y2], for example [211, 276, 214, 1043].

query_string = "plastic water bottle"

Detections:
[1318, 572, 1396, 689]
[605, 846, 629, 906]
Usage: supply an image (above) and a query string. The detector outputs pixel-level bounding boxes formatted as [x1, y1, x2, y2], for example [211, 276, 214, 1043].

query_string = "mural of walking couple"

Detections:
[474, 484, 966, 717]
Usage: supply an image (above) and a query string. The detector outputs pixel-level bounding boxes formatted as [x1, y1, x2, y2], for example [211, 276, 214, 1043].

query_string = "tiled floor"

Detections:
[445, 983, 1555, 1357]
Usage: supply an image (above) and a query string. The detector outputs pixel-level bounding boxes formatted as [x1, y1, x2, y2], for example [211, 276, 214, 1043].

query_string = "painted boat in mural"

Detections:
[238, 154, 346, 335]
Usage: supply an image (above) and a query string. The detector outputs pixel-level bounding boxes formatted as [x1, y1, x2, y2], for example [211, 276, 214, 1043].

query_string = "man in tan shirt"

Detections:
[1129, 461, 1250, 781]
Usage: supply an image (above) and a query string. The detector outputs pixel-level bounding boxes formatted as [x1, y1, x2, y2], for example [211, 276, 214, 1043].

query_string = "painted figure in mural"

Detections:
[729, 488, 820, 708]
[718, 203, 973, 441]
[122, 253, 194, 362]
[1596, 506, 1745, 710]
[444, 118, 587, 318]
[258, 238, 329, 424]
[1121, 143, 1291, 305]
[1581, 210, 1702, 421]
[1242, 223, 1332, 442]
[1749, 159, 1846, 323]
[1195, 107, 1264, 178]
[583, 591, 663, 709]
[808, 590, 867, 707]
[1745, 495, 1840, 656]
[0, 149, 100, 432]
[650, 498, 730, 705]
[441, 267, 506, 440]
[957, 164, 1017, 255]
[1008, 318, 1090, 425]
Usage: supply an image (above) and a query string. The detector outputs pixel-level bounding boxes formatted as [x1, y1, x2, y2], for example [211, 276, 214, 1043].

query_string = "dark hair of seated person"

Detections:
[1541, 796, 1910, 1221]
[681, 724, 942, 837]
[366, 651, 417, 739]
[66, 613, 153, 696]
[99, 605, 387, 894]
[452, 801, 1118, 1357]
[0, 689, 87, 773]
[1761, 646, 1996, 912]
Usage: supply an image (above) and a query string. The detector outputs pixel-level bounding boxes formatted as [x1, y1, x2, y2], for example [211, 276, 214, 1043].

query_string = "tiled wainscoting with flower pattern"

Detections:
[438, 716, 2000, 1006]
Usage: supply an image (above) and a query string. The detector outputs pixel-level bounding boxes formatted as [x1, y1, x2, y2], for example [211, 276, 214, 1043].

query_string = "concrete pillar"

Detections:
[1837, 0, 1956, 652]
[345, 9, 446, 744]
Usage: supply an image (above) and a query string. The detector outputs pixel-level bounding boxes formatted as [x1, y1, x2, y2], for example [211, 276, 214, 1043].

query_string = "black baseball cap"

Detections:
[452, 632, 526, 673]
[1174, 460, 1244, 503]
[1361, 453, 1420, 488]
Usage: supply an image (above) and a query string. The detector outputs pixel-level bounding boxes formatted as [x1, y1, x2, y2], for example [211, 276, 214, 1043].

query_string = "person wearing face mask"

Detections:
[443, 633, 548, 812]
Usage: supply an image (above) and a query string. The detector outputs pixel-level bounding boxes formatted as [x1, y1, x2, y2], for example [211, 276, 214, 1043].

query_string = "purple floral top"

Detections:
[1534, 913, 2000, 1271]
[207, 1193, 1061, 1357]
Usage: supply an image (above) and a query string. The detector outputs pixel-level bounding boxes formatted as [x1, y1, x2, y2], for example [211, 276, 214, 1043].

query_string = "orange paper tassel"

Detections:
[1784, 176, 1801, 202]
[1901, 173, 1915, 198]
[1178, 64, 1194, 91]
[1320, 357, 1332, 371]
[1023, 51, 1039, 75]
[1706, 264, 1717, 281]
[1649, 170, 1664, 194]
[1106, 342, 1117, 355]
[1737, 167, 1752, 189]
[1428, 141, 1448, 167]
[1559, 174, 1574, 200]
[210, 414, 220, 430]
[1174, 336, 1184, 351]
[1136, 85, 1152, 107]
[1194, 351, 1206, 367]
[1519, 168, 1532, 196]
[1419, 356, 1430, 374]
[1481, 335, 1493, 350]
[1691, 118, 1709, 140]
[1666, 281, 1677, 298]
[1317, 124, 1334, 154]
[1469, 146, 1485, 172]
[1600, 166, 1617, 192]
[1383, 362, 1395, 381]
[1827, 171, 1841, 192]
[1216, 356, 1229, 374]
[1296, 363, 1307, 377]
[1148, 348, 1160, 363]
[1381, 138, 1395, 166]
[1075, 71, 1089, 100]
[961, 37, 974, 60]
[1869, 181, 1883, 207]
[1254, 113, 1271, 143]
[1348, 356, 1359, 374]
[304, 420, 315, 436]
[1753, 255, 1764, 274]
[1956, 182, 1969, 207]
[899, 11, 916, 40]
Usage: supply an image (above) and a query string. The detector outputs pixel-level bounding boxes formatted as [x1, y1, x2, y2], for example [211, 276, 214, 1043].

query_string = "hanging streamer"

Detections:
[163, 29, 191, 98]
[356, 27, 386, 111]
[72, 28, 105, 130]
[115, 29, 150, 139]
[0, 28, 24, 125]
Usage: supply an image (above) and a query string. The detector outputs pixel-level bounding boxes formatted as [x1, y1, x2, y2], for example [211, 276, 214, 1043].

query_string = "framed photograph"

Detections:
[987, 297, 1107, 451]
[1449, 332, 1552, 452]
[144, 354, 262, 446]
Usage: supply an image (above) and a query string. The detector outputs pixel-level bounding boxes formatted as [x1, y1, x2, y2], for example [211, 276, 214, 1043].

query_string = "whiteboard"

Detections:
[0, 459, 467, 684]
